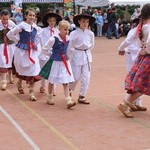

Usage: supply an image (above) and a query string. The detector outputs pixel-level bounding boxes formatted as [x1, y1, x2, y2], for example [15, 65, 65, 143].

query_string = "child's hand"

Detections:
[118, 51, 125, 55]
[140, 50, 148, 56]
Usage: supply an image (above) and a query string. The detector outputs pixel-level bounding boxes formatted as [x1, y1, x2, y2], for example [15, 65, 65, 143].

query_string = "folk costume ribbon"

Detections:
[2, 22, 9, 64]
[28, 26, 37, 64]
[60, 34, 71, 76]
[28, 42, 37, 64]
[50, 28, 54, 36]
[136, 23, 142, 36]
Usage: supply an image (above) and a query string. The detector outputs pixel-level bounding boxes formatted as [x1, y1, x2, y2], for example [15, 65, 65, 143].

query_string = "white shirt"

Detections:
[40, 26, 59, 46]
[0, 20, 16, 31]
[118, 24, 150, 55]
[118, 28, 141, 61]
[68, 28, 94, 65]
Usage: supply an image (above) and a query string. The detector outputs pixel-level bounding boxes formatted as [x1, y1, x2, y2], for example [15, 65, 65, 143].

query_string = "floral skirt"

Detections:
[125, 55, 150, 95]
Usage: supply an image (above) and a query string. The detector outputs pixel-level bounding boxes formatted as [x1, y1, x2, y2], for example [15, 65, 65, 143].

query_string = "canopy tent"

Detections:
[109, 0, 150, 6]
[75, 0, 150, 7]
[0, 0, 63, 3]
[75, 0, 110, 7]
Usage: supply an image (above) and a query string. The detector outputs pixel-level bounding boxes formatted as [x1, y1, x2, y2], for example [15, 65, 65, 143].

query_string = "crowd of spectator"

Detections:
[83, 5, 141, 39]
[10, 5, 141, 39]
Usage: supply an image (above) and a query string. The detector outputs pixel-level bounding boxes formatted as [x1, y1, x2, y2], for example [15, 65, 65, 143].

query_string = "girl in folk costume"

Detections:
[118, 15, 147, 112]
[118, 3, 150, 118]
[68, 13, 95, 104]
[39, 20, 76, 109]
[7, 8, 42, 101]
[39, 12, 62, 94]
[0, 9, 16, 90]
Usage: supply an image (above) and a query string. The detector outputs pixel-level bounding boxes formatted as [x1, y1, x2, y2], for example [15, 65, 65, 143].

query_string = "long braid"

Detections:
[139, 18, 144, 41]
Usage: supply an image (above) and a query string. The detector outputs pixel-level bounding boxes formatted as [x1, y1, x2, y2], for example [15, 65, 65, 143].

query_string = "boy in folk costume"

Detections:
[7, 8, 42, 101]
[118, 15, 147, 111]
[0, 9, 16, 90]
[68, 13, 95, 104]
[39, 20, 76, 109]
[39, 12, 62, 94]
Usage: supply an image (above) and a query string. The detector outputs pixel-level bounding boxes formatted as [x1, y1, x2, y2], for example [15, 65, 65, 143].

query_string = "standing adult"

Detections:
[92, 9, 98, 36]
[95, 10, 103, 37]
[64, 7, 72, 23]
[106, 7, 119, 39]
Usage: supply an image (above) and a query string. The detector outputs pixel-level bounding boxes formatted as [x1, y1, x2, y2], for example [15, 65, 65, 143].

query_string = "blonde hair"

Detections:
[58, 20, 70, 30]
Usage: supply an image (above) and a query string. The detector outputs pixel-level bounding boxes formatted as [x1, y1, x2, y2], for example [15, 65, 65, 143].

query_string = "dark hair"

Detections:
[138, 3, 150, 40]
[141, 3, 150, 20]
[56, 9, 59, 14]
[0, 9, 10, 16]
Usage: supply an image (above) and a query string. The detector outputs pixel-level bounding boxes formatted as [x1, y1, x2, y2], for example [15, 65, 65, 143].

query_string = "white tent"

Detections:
[109, 0, 150, 6]
[75, 0, 109, 7]
[75, 0, 150, 7]
[1, 0, 63, 3]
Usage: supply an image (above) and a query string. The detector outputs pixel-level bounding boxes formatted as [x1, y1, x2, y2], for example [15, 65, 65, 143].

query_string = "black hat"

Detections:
[73, 13, 95, 27]
[42, 12, 62, 27]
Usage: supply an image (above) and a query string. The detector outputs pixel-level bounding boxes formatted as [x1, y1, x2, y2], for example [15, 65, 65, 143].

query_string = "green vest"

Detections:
[0, 29, 14, 45]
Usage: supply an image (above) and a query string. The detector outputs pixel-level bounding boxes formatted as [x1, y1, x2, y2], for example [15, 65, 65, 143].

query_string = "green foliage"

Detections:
[114, 5, 140, 22]
[22, 3, 63, 16]
[116, 7, 124, 20]
[0, 3, 11, 12]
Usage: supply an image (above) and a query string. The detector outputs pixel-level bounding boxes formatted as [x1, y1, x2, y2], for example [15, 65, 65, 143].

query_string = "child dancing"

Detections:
[39, 20, 76, 109]
[7, 8, 42, 101]
[0, 9, 16, 90]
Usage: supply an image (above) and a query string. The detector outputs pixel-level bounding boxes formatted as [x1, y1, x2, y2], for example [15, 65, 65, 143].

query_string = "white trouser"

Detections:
[69, 63, 90, 97]
[97, 24, 103, 37]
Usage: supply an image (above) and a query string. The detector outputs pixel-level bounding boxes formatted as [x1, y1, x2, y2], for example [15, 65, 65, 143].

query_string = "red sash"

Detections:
[2, 22, 9, 64]
[60, 34, 71, 76]
[28, 42, 37, 64]
[50, 28, 54, 36]
[28, 26, 37, 64]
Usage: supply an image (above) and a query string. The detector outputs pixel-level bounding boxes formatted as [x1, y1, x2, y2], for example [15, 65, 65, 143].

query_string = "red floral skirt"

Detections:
[125, 55, 150, 95]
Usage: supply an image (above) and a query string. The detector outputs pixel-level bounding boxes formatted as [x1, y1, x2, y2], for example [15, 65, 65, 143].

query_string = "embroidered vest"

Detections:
[50, 37, 69, 61]
[0, 29, 14, 44]
[16, 28, 37, 50]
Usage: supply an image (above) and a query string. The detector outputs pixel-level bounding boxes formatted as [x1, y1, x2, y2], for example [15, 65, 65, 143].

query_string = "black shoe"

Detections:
[108, 37, 112, 39]
[116, 36, 120, 39]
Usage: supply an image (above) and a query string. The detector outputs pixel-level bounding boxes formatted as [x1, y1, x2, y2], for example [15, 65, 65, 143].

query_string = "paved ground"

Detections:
[0, 36, 150, 150]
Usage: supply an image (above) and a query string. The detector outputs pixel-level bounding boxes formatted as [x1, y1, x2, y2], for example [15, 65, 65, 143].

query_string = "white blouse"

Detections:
[7, 21, 42, 45]
[40, 26, 59, 46]
[118, 24, 150, 54]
